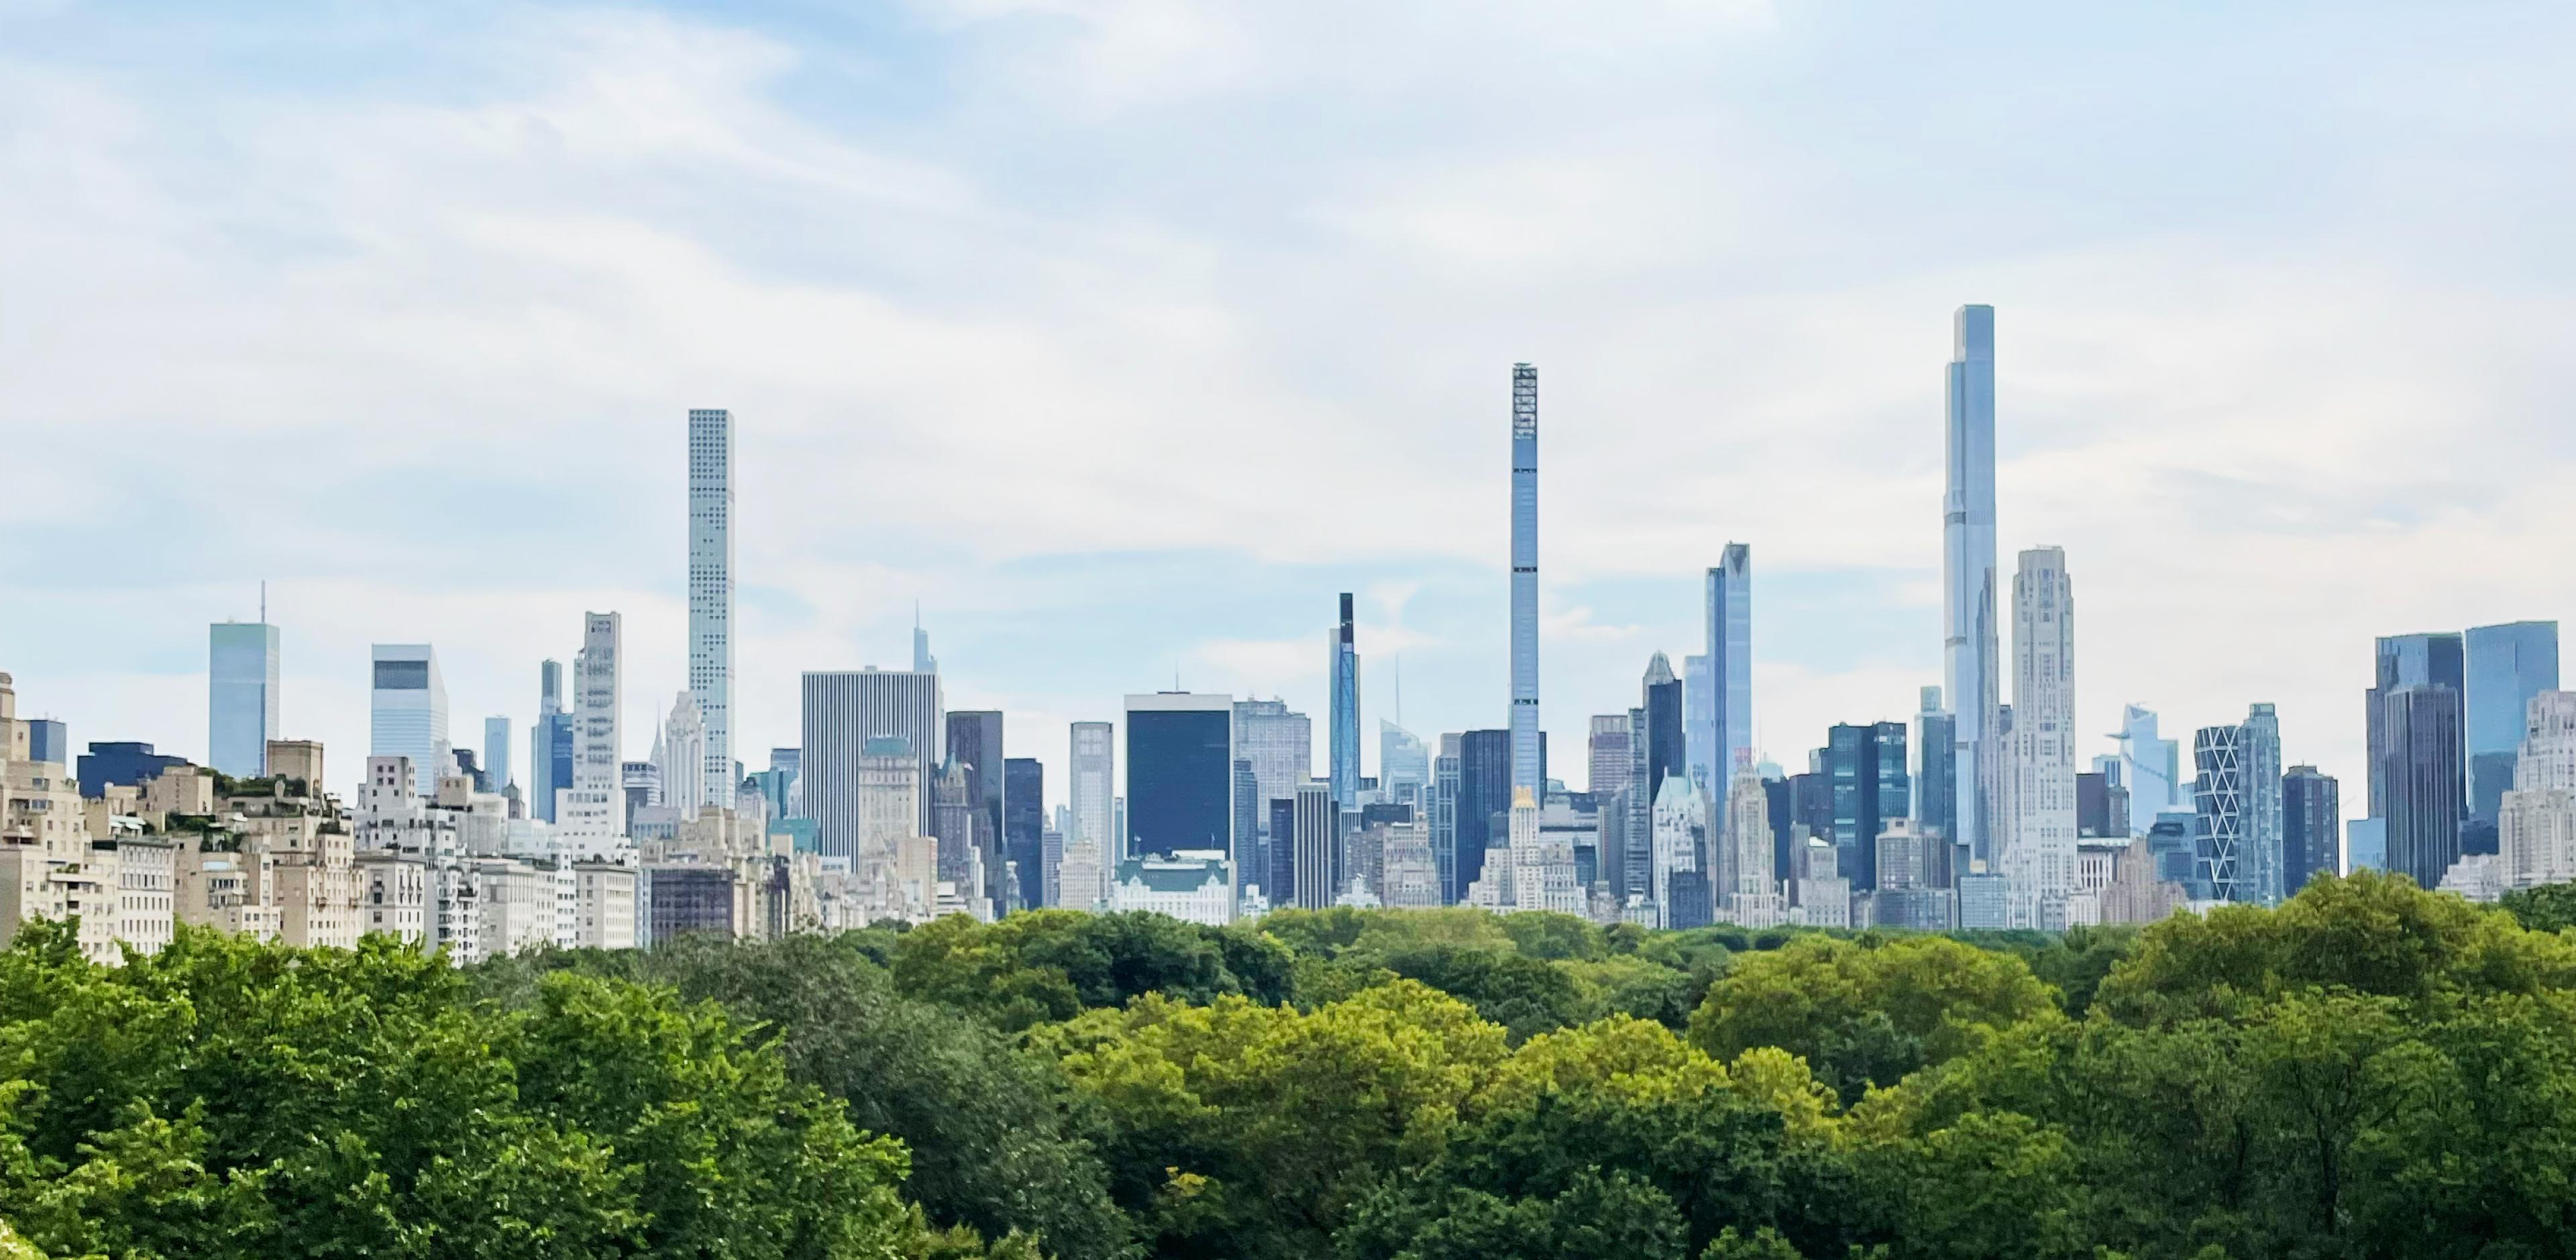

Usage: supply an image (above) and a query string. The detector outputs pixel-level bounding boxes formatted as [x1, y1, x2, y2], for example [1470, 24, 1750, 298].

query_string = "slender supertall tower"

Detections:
[688, 408, 735, 809]
[1330, 592, 1360, 809]
[1705, 543, 1753, 792]
[1509, 363, 1541, 794]
[1943, 306, 2000, 862]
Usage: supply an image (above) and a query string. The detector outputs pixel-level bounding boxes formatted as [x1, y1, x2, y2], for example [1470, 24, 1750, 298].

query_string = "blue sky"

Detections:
[4, 0, 2571, 808]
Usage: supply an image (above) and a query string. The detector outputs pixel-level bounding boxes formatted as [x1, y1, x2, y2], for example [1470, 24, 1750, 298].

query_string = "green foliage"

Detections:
[1688, 934, 2057, 1102]
[2499, 880, 2576, 933]
[889, 910, 1295, 1031]
[0, 923, 927, 1259]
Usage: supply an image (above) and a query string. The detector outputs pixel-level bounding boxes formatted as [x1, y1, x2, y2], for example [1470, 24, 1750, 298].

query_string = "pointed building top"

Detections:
[1644, 652, 1676, 686]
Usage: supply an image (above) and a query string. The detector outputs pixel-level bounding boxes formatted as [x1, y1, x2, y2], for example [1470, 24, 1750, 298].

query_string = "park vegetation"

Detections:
[5, 870, 2576, 1259]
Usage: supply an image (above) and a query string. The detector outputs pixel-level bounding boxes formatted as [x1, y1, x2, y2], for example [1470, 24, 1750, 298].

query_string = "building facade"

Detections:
[687, 408, 735, 810]
[1943, 304, 2002, 862]
[369, 644, 448, 798]
[209, 621, 280, 778]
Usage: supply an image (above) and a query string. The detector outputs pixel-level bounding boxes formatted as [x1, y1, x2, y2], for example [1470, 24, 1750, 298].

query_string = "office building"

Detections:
[482, 717, 511, 795]
[1943, 304, 2001, 861]
[1431, 737, 1461, 903]
[75, 741, 191, 800]
[931, 758, 985, 912]
[2240, 703, 2285, 904]
[369, 644, 448, 798]
[1292, 779, 1335, 910]
[1069, 719, 1114, 868]
[947, 710, 1006, 898]
[1379, 719, 1428, 808]
[209, 620, 280, 778]
[686, 408, 735, 809]
[913, 609, 936, 675]
[529, 660, 571, 824]
[556, 614, 625, 851]
[2194, 723, 2247, 903]
[2381, 684, 2465, 890]
[1125, 693, 1232, 859]
[1329, 593, 1360, 809]
[1006, 756, 1042, 912]
[2003, 547, 2076, 927]
[1703, 543, 1754, 794]
[802, 669, 944, 865]
[1509, 362, 1541, 793]
[661, 693, 707, 821]
[1642, 652, 1684, 816]
[2283, 765, 2341, 893]
[1916, 687, 1955, 844]
[1454, 728, 1524, 900]
[1720, 764, 1781, 926]
[1827, 721, 1909, 893]
[2466, 622, 2559, 828]
[2368, 632, 2464, 821]
[1685, 654, 1713, 793]
[2110, 705, 2182, 835]
[2346, 818, 2387, 873]
[1650, 774, 1709, 929]
[1234, 700, 1311, 842]
[1589, 714, 1634, 898]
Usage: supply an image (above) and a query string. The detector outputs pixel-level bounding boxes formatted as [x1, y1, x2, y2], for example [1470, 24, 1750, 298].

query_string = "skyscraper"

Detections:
[2381, 684, 2465, 890]
[1509, 362, 1541, 794]
[1432, 736, 1461, 902]
[1588, 715, 1633, 801]
[1705, 543, 1754, 790]
[687, 409, 735, 810]
[2004, 546, 2075, 927]
[2241, 703, 2285, 904]
[560, 613, 625, 849]
[1005, 757, 1043, 912]
[2283, 765, 2341, 892]
[662, 692, 707, 821]
[1827, 721, 1910, 892]
[2368, 632, 2464, 821]
[912, 609, 936, 676]
[802, 669, 944, 865]
[482, 716, 512, 794]
[531, 660, 572, 825]
[1642, 653, 1684, 814]
[2110, 704, 2182, 836]
[2465, 621, 2560, 827]
[1684, 653, 1714, 794]
[209, 619, 280, 778]
[2500, 691, 2576, 890]
[1379, 719, 1428, 808]
[1070, 720, 1115, 859]
[1915, 687, 1955, 845]
[1124, 693, 1233, 859]
[947, 711, 1006, 900]
[1455, 728, 1515, 900]
[1329, 592, 1360, 809]
[2194, 723, 2247, 902]
[1293, 780, 1336, 909]
[1943, 305, 2001, 862]
[369, 644, 447, 798]
[1233, 700, 1312, 845]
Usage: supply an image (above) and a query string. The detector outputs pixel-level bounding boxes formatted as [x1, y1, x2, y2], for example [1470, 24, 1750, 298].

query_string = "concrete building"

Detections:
[1650, 774, 1708, 929]
[688, 408, 737, 810]
[661, 692, 707, 822]
[209, 620, 280, 778]
[2500, 691, 2576, 890]
[2003, 546, 2077, 927]
[1719, 764, 1782, 927]
[555, 614, 626, 855]
[1107, 851, 1236, 927]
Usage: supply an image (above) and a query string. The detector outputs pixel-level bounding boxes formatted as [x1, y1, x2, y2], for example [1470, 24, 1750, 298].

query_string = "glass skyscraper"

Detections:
[369, 643, 447, 797]
[688, 408, 736, 810]
[1704, 543, 1754, 790]
[1124, 693, 1234, 860]
[1943, 305, 2001, 862]
[1827, 721, 1909, 892]
[1508, 363, 1541, 794]
[2465, 621, 2559, 827]
[209, 621, 279, 778]
[1329, 592, 1360, 809]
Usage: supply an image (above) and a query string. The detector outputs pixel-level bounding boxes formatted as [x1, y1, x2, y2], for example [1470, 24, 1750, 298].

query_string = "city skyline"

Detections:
[9, 3, 2576, 823]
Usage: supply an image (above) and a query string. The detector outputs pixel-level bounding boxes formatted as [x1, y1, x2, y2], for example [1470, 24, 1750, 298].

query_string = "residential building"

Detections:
[1431, 737, 1461, 903]
[1232, 700, 1309, 849]
[2500, 691, 2576, 889]
[1328, 592, 1360, 809]
[1916, 687, 1955, 844]
[2283, 764, 2341, 893]
[1509, 362, 1541, 794]
[1455, 728, 1515, 900]
[482, 717, 511, 795]
[1291, 780, 1334, 910]
[1828, 721, 1909, 892]
[1719, 764, 1782, 927]
[661, 692, 707, 821]
[2367, 632, 2464, 841]
[555, 614, 626, 855]
[1006, 756, 1042, 912]
[1703, 543, 1754, 798]
[1650, 774, 1708, 929]
[687, 407, 736, 810]
[1380, 719, 1428, 809]
[947, 710, 1006, 903]
[1943, 304, 2002, 861]
[2002, 546, 2077, 927]
[2465, 622, 2559, 832]
[209, 620, 279, 778]
[531, 660, 572, 825]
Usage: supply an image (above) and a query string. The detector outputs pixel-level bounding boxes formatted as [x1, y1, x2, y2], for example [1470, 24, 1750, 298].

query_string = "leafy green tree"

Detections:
[2500, 881, 2576, 934]
[1688, 935, 2055, 1102]
[1375, 943, 1590, 1043]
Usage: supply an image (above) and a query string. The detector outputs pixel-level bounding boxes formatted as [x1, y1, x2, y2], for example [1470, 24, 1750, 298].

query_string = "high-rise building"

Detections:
[912, 609, 936, 675]
[1827, 721, 1909, 892]
[1233, 699, 1311, 844]
[1509, 362, 1541, 794]
[1720, 763, 1780, 926]
[2194, 724, 2247, 902]
[1379, 720, 1428, 808]
[2110, 705, 2182, 835]
[482, 717, 512, 794]
[2004, 547, 2076, 927]
[556, 613, 625, 849]
[1684, 654, 1714, 794]
[1330, 593, 1360, 810]
[1650, 774, 1709, 929]
[1005, 757, 1043, 913]
[1916, 687, 1955, 845]
[931, 758, 983, 910]
[1070, 720, 1115, 862]
[370, 644, 448, 798]
[2240, 703, 2285, 904]
[947, 711, 1006, 900]
[1943, 304, 2001, 862]
[2368, 632, 2464, 820]
[661, 693, 707, 821]
[1705, 543, 1754, 793]
[802, 669, 944, 865]
[1455, 728, 1516, 900]
[1642, 653, 1684, 814]
[531, 661, 572, 825]
[2381, 684, 2465, 891]
[1125, 693, 1233, 859]
[2465, 622, 2559, 827]
[2500, 691, 2576, 890]
[2283, 765, 2341, 892]
[1432, 737, 1461, 903]
[684, 409, 735, 810]
[1293, 780, 1336, 910]
[1588, 715, 1633, 800]
[209, 620, 280, 778]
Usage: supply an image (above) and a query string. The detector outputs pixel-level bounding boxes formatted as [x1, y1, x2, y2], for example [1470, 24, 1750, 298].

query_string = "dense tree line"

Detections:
[9, 872, 2576, 1258]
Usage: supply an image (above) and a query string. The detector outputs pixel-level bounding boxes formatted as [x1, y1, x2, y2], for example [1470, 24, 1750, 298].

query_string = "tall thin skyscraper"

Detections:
[561, 613, 625, 847]
[1943, 305, 2000, 861]
[687, 408, 735, 810]
[482, 716, 512, 793]
[912, 608, 936, 675]
[2004, 546, 2074, 927]
[370, 643, 447, 798]
[532, 660, 572, 824]
[2465, 621, 2560, 827]
[1642, 653, 1684, 819]
[2241, 702, 2284, 904]
[1684, 654, 1714, 794]
[1329, 592, 1360, 809]
[1915, 686, 1955, 845]
[209, 619, 280, 778]
[1705, 543, 1754, 788]
[1071, 721, 1114, 859]
[2194, 723, 2247, 902]
[1005, 757, 1043, 912]
[1509, 362, 1541, 794]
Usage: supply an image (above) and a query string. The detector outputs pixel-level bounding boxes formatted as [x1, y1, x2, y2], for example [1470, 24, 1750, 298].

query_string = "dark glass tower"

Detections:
[2282, 764, 2341, 893]
[1827, 721, 1911, 892]
[1124, 695, 1234, 859]
[1004, 757, 1044, 912]
[1642, 653, 1684, 815]
[947, 711, 1006, 893]
[1330, 592, 1360, 810]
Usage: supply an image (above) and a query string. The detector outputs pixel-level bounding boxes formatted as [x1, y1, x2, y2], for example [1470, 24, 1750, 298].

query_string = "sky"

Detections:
[4, 0, 2573, 817]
